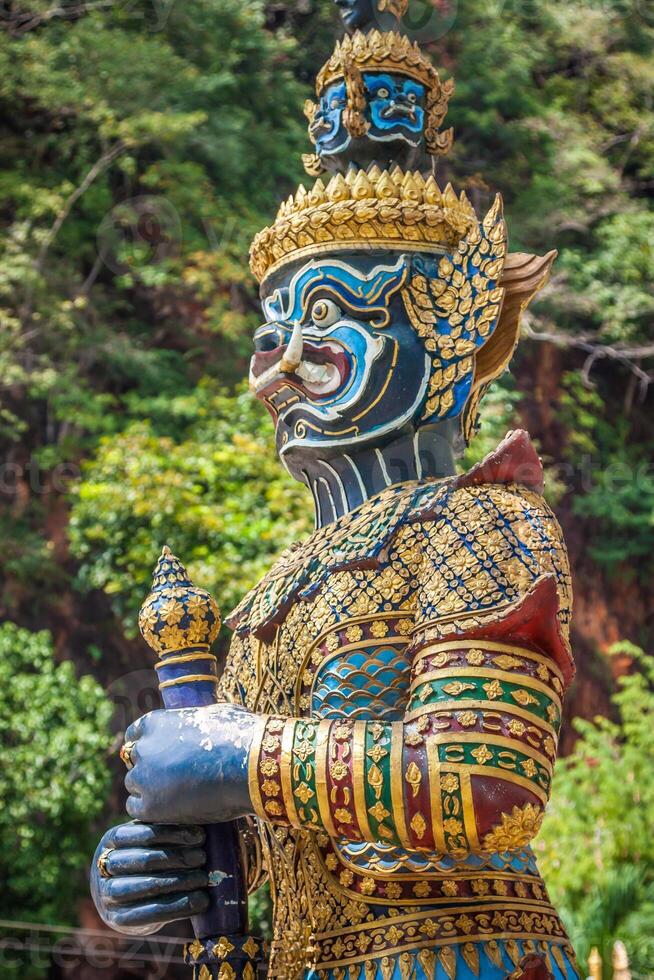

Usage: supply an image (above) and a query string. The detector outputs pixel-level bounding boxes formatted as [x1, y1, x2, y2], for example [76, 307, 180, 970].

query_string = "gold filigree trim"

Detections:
[405, 699, 558, 737]
[409, 666, 562, 707]
[378, 0, 409, 18]
[158, 673, 218, 689]
[411, 639, 565, 683]
[317, 31, 438, 93]
[312, 900, 567, 970]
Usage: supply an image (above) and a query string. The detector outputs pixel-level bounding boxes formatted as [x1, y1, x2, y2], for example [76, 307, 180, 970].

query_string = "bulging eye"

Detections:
[377, 87, 390, 99]
[330, 97, 341, 109]
[311, 299, 341, 328]
[407, 91, 418, 104]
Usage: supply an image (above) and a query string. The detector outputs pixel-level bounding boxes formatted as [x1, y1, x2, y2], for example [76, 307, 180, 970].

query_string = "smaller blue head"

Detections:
[365, 73, 425, 145]
[311, 82, 350, 157]
[310, 72, 428, 168]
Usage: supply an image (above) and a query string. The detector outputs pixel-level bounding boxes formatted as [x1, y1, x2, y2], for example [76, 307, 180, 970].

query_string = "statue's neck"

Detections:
[298, 423, 458, 528]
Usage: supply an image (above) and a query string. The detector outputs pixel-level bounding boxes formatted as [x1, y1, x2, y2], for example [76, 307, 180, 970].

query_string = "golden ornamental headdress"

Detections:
[316, 30, 443, 94]
[249, 3, 556, 428]
[249, 165, 476, 284]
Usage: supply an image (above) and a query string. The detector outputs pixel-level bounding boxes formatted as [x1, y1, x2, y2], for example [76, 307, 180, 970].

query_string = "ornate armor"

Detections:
[220, 433, 578, 978]
[224, 2, 580, 972]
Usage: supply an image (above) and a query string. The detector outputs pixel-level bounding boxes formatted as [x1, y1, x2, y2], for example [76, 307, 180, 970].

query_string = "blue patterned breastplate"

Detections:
[312, 642, 411, 720]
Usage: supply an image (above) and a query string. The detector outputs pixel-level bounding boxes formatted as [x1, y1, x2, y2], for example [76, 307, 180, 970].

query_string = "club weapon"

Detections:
[138, 546, 265, 980]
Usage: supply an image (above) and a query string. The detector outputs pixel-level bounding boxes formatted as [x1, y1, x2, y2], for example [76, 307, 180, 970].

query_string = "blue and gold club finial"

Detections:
[137, 551, 265, 977]
[139, 545, 221, 656]
[139, 546, 222, 708]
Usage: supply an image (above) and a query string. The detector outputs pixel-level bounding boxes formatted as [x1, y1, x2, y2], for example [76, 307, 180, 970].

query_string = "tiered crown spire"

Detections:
[302, 29, 454, 176]
[250, 0, 464, 283]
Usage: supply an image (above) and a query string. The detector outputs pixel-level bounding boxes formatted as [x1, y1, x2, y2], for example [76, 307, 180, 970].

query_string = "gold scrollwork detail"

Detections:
[481, 802, 545, 853]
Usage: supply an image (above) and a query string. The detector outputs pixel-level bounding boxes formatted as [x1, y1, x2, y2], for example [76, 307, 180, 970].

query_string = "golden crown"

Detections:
[249, 166, 478, 284]
[317, 30, 441, 95]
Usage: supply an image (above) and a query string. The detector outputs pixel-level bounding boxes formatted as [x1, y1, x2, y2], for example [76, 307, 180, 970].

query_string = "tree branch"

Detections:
[522, 323, 654, 397]
[18, 139, 130, 323]
[34, 140, 130, 275]
[0, 1, 116, 35]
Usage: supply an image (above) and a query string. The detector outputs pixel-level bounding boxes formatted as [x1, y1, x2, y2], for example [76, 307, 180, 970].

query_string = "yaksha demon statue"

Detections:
[91, 1, 581, 977]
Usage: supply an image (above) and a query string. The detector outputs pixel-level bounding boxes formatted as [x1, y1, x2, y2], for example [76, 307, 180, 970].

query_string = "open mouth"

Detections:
[249, 340, 350, 401]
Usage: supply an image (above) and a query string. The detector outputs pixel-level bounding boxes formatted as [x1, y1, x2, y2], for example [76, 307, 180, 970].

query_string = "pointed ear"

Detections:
[474, 249, 557, 389]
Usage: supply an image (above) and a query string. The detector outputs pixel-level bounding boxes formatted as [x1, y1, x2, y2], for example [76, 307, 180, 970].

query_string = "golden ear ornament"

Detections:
[342, 59, 370, 139]
[377, 0, 409, 19]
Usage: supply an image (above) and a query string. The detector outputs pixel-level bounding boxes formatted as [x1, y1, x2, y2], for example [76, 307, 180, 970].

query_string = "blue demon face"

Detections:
[311, 82, 350, 157]
[311, 74, 426, 162]
[364, 73, 425, 145]
[250, 254, 431, 475]
[249, 198, 507, 476]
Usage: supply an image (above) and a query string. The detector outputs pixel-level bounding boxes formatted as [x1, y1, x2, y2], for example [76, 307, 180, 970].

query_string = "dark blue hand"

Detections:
[123, 703, 262, 824]
[90, 822, 210, 935]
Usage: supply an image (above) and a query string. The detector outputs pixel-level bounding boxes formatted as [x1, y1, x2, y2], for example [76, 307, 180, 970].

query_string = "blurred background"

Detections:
[0, 0, 653, 976]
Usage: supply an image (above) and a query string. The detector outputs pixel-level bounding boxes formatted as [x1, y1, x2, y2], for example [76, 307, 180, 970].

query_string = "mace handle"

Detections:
[139, 547, 266, 980]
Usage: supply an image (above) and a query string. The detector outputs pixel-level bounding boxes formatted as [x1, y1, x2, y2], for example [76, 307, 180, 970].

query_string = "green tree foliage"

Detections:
[558, 372, 654, 569]
[249, 883, 274, 941]
[537, 643, 654, 972]
[69, 383, 312, 628]
[0, 0, 309, 454]
[0, 0, 314, 623]
[441, 0, 654, 569]
[0, 622, 112, 922]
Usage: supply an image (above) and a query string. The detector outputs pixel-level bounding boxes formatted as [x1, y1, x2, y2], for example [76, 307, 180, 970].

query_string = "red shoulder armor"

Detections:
[457, 575, 575, 688]
[456, 429, 544, 494]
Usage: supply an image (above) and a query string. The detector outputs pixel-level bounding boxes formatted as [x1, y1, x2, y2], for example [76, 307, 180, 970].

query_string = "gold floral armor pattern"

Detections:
[220, 433, 579, 980]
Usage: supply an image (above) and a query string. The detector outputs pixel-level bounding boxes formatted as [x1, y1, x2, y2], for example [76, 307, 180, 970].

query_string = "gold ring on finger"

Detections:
[97, 848, 115, 879]
[120, 740, 136, 770]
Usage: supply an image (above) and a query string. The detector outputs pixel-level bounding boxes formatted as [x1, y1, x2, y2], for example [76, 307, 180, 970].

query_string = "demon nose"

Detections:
[253, 321, 286, 353]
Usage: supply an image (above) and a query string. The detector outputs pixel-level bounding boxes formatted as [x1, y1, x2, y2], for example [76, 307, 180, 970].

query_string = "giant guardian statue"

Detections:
[91, 1, 579, 977]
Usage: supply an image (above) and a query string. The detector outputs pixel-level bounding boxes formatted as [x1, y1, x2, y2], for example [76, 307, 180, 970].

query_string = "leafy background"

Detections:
[0, 0, 652, 975]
